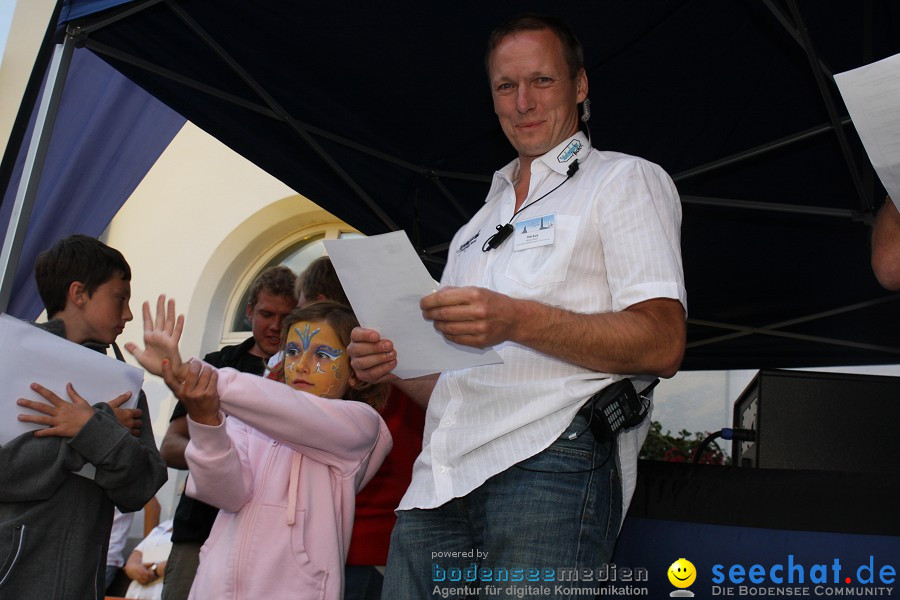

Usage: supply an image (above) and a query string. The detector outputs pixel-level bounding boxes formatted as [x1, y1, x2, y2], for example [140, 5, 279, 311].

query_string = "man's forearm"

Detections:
[392, 374, 438, 410]
[160, 432, 189, 469]
[510, 296, 686, 377]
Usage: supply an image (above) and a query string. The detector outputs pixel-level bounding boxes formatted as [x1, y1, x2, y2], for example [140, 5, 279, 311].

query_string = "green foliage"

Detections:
[640, 420, 730, 465]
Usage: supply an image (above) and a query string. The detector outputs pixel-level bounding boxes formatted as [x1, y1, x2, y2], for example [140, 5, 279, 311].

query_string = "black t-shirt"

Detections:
[169, 337, 266, 543]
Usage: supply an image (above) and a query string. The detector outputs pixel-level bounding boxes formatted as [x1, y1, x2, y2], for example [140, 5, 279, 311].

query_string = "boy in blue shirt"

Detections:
[0, 234, 167, 599]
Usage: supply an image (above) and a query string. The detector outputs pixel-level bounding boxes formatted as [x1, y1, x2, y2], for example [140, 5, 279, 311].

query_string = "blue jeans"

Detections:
[382, 414, 622, 599]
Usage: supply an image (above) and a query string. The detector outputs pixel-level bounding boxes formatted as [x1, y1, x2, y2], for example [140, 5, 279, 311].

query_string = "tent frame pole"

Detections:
[672, 118, 851, 184]
[680, 195, 860, 219]
[688, 294, 900, 355]
[0, 31, 76, 313]
[764, 0, 871, 215]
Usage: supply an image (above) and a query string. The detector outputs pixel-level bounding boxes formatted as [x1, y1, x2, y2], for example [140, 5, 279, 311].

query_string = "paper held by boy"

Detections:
[324, 231, 503, 379]
[0, 313, 143, 474]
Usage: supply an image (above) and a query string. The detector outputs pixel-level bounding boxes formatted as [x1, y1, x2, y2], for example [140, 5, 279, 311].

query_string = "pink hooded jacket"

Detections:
[183, 367, 392, 600]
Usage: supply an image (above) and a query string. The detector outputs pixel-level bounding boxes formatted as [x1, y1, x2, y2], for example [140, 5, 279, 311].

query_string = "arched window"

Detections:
[227, 226, 363, 334]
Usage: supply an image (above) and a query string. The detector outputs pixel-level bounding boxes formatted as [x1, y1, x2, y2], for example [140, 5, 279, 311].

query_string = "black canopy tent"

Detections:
[3, 0, 899, 370]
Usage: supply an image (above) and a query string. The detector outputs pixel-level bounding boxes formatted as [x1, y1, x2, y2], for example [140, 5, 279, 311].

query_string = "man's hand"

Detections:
[124, 561, 156, 585]
[125, 294, 187, 379]
[110, 394, 142, 436]
[348, 327, 437, 409]
[17, 383, 130, 438]
[124, 552, 165, 585]
[163, 359, 221, 426]
[348, 327, 400, 384]
[420, 286, 517, 348]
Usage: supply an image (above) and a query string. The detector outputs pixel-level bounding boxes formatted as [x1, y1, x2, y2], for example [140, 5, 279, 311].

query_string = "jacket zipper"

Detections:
[234, 439, 280, 597]
[93, 544, 102, 599]
[0, 524, 25, 587]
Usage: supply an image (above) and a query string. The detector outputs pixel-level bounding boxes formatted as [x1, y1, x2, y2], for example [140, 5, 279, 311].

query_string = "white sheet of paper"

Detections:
[0, 313, 143, 447]
[835, 52, 900, 208]
[323, 231, 503, 378]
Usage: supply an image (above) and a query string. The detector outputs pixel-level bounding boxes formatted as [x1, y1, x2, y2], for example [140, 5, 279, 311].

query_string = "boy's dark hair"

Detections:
[485, 13, 584, 79]
[34, 234, 131, 317]
[273, 301, 388, 411]
[297, 256, 350, 306]
[248, 266, 297, 308]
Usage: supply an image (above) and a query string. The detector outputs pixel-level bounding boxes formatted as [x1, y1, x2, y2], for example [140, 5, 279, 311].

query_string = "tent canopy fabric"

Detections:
[4, 0, 899, 369]
[0, 40, 184, 320]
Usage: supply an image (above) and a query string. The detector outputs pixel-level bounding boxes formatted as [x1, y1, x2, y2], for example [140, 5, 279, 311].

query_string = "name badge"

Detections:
[513, 214, 555, 251]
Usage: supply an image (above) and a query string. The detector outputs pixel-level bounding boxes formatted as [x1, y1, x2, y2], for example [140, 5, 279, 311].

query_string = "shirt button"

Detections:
[442, 419, 453, 426]
[271, 440, 278, 446]
[439, 466, 448, 474]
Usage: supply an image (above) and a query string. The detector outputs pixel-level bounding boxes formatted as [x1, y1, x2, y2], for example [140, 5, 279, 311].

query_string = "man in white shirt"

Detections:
[349, 14, 686, 599]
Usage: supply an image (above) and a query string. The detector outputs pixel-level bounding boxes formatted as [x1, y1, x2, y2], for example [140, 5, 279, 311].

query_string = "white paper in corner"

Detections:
[324, 231, 503, 378]
[0, 314, 143, 454]
[834, 52, 900, 207]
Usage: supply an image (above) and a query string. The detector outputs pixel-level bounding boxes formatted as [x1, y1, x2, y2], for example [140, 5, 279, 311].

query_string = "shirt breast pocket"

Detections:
[502, 215, 580, 289]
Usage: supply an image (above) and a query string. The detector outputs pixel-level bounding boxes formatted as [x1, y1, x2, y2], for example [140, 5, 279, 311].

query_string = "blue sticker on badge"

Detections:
[557, 139, 582, 163]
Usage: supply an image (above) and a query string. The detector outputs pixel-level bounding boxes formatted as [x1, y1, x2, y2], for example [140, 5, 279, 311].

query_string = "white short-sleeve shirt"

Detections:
[397, 132, 687, 515]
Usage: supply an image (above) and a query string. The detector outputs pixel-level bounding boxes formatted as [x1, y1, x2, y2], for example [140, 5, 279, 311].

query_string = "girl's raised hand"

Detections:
[125, 295, 186, 380]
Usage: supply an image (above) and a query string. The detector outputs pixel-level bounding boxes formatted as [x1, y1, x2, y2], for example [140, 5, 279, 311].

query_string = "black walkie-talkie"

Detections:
[585, 378, 657, 442]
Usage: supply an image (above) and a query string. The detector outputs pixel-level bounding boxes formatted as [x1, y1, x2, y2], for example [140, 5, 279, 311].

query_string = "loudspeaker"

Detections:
[732, 369, 900, 472]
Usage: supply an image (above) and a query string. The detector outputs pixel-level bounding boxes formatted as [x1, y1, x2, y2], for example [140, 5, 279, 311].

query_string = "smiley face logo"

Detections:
[668, 558, 696, 588]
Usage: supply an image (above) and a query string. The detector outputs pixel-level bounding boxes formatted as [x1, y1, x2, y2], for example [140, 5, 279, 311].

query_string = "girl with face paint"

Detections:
[267, 302, 386, 409]
[127, 298, 392, 600]
[284, 320, 348, 396]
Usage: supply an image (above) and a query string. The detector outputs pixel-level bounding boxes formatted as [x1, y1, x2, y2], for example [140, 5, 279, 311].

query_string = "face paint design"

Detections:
[283, 320, 351, 398]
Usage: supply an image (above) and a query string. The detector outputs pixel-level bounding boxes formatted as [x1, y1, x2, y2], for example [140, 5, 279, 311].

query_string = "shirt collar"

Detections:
[495, 131, 592, 184]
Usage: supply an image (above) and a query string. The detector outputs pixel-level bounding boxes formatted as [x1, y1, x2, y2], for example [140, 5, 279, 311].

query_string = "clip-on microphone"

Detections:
[485, 223, 515, 250]
[483, 159, 580, 252]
